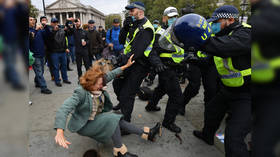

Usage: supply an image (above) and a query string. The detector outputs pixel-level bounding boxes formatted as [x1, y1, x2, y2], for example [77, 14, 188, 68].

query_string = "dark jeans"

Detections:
[46, 52, 54, 77]
[76, 51, 90, 78]
[203, 86, 251, 157]
[2, 44, 21, 85]
[32, 57, 47, 89]
[69, 46, 75, 63]
[148, 68, 183, 124]
[51, 52, 68, 83]
[89, 53, 102, 67]
[182, 64, 218, 108]
[113, 63, 149, 122]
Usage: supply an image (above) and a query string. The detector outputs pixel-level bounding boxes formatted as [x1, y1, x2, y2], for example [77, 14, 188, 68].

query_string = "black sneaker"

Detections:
[41, 88, 52, 94]
[145, 104, 161, 112]
[55, 82, 62, 87]
[193, 130, 214, 145]
[63, 80, 71, 84]
[35, 84, 40, 88]
[162, 122, 181, 133]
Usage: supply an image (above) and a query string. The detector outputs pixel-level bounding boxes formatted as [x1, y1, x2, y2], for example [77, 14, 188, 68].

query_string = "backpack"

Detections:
[54, 29, 66, 48]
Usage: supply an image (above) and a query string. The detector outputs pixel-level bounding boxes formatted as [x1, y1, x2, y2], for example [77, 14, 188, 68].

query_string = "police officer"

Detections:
[251, 0, 280, 156]
[171, 6, 252, 157]
[144, 20, 161, 86]
[178, 42, 219, 116]
[112, 2, 155, 124]
[145, 7, 184, 133]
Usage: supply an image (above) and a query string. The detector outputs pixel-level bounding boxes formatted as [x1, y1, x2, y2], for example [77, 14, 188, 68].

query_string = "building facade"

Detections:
[44, 0, 105, 27]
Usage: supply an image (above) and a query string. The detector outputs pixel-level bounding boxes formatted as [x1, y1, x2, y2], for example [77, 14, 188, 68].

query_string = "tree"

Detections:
[105, 14, 122, 30]
[29, 1, 39, 18]
[129, 0, 218, 23]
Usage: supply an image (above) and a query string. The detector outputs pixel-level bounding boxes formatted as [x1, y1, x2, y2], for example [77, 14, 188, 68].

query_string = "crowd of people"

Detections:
[27, 0, 280, 157]
[29, 15, 124, 93]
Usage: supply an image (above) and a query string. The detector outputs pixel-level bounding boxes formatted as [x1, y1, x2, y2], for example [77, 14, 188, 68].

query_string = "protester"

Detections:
[87, 19, 103, 65]
[106, 18, 124, 57]
[44, 17, 72, 87]
[29, 16, 52, 94]
[54, 55, 161, 157]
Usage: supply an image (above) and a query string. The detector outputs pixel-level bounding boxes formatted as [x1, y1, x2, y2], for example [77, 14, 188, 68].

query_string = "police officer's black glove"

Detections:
[123, 16, 133, 31]
[181, 52, 199, 64]
[117, 53, 129, 66]
[155, 64, 168, 73]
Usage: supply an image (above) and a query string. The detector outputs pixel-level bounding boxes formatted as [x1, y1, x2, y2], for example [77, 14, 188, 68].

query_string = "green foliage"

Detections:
[105, 14, 122, 30]
[29, 1, 39, 18]
[128, 0, 218, 22]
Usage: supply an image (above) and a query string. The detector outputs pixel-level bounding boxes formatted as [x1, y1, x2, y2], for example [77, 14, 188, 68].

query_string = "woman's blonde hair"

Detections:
[79, 59, 113, 91]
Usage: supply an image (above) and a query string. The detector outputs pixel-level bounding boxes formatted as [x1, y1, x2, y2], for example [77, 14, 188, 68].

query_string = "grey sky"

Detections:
[31, 0, 128, 15]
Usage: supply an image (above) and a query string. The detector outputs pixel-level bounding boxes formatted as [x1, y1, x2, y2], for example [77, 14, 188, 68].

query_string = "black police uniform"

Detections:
[112, 17, 153, 122]
[145, 28, 183, 133]
[195, 21, 252, 157]
[179, 55, 219, 115]
[251, 0, 280, 157]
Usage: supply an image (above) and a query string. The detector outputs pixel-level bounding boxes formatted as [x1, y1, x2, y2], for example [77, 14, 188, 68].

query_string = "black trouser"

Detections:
[75, 50, 90, 79]
[148, 68, 183, 125]
[252, 86, 280, 157]
[45, 51, 54, 77]
[202, 86, 251, 157]
[113, 63, 148, 122]
[182, 63, 218, 109]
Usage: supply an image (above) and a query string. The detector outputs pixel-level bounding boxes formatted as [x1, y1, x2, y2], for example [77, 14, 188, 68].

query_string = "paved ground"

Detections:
[28, 62, 224, 157]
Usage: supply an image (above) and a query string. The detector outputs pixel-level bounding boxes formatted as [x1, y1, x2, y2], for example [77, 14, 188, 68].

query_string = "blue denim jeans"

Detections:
[2, 44, 21, 85]
[32, 57, 47, 89]
[51, 52, 68, 83]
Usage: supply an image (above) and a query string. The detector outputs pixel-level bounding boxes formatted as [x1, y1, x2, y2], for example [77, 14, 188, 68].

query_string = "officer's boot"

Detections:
[162, 119, 181, 133]
[145, 102, 161, 112]
[193, 127, 215, 145]
[141, 122, 162, 142]
[113, 144, 138, 157]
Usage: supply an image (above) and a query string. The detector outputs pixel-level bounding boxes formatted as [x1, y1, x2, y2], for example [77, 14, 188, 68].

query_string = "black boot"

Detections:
[193, 130, 214, 145]
[113, 103, 121, 111]
[142, 122, 162, 142]
[113, 144, 138, 157]
[145, 103, 161, 112]
[162, 122, 181, 133]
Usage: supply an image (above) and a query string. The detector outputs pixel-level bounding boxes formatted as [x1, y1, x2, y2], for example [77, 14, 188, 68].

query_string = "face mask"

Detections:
[153, 24, 158, 29]
[131, 16, 136, 22]
[168, 17, 176, 27]
[211, 22, 221, 34]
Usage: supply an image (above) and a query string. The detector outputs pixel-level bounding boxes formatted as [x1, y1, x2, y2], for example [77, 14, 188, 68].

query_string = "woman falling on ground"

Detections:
[54, 55, 161, 157]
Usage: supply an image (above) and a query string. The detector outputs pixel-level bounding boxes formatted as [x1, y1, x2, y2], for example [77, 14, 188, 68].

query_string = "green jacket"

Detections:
[54, 67, 123, 132]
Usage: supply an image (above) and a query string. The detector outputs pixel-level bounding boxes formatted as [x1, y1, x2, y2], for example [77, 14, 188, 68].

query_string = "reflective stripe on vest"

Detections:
[252, 42, 280, 83]
[124, 19, 155, 57]
[213, 23, 251, 87]
[65, 36, 68, 47]
[159, 32, 185, 63]
[197, 51, 207, 58]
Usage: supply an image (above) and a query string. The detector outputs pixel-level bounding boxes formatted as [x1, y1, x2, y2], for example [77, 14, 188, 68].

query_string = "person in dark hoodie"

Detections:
[29, 16, 52, 94]
[45, 17, 71, 87]
[71, 18, 90, 81]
